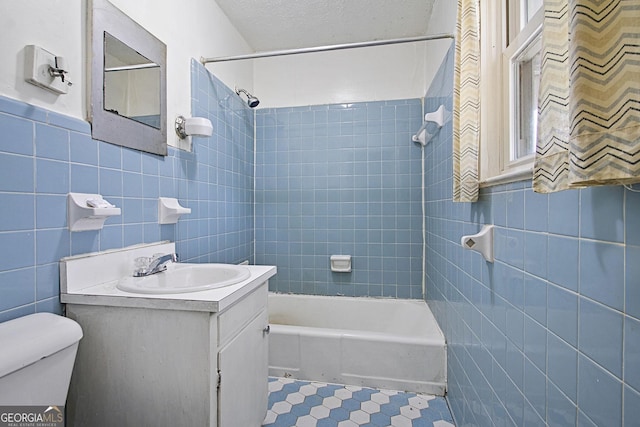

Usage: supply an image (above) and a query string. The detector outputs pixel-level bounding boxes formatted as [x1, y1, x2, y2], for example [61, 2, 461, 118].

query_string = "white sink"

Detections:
[116, 263, 251, 294]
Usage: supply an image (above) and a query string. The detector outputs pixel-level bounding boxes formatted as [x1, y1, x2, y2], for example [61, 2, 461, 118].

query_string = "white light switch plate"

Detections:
[24, 45, 69, 95]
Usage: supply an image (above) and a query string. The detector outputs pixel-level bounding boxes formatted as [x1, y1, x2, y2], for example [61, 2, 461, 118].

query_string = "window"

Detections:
[514, 40, 541, 160]
[503, 20, 542, 169]
[508, 0, 543, 41]
[479, 0, 543, 184]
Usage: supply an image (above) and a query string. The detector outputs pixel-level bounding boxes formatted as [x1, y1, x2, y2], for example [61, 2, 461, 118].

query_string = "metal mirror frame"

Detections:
[89, 0, 167, 155]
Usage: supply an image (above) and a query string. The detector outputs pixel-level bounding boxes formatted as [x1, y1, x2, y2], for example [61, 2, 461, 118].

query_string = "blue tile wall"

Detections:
[254, 100, 424, 298]
[0, 60, 253, 321]
[425, 44, 639, 426]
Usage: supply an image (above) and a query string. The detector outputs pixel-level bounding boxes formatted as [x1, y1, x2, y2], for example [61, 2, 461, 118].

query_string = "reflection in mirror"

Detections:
[103, 32, 161, 129]
[90, 0, 167, 155]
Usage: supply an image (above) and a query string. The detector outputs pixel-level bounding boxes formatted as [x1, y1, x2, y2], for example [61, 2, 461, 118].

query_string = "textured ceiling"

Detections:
[214, 0, 437, 52]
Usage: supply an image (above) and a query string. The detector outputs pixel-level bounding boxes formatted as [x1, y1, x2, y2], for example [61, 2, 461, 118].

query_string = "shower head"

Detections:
[235, 87, 260, 108]
[246, 96, 260, 108]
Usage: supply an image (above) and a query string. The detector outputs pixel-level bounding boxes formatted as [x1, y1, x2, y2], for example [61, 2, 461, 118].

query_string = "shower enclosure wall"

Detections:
[254, 100, 424, 298]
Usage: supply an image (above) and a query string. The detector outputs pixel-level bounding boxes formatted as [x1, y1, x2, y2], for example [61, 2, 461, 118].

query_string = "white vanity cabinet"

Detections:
[65, 282, 270, 427]
[218, 284, 269, 426]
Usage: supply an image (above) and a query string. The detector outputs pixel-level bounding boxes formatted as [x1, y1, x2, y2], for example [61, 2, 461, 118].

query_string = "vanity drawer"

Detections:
[218, 282, 268, 346]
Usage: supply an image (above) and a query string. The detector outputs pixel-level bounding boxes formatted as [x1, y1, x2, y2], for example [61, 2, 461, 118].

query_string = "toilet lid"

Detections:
[0, 313, 83, 378]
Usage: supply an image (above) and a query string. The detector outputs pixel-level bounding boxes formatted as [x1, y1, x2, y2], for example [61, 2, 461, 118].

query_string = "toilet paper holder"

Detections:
[460, 225, 494, 262]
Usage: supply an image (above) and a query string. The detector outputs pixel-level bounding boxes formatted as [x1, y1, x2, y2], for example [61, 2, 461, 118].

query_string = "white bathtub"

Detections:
[268, 293, 447, 395]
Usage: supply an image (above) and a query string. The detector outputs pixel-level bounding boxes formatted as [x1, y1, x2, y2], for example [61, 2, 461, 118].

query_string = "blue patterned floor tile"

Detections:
[317, 418, 338, 427]
[317, 384, 343, 397]
[269, 390, 288, 406]
[342, 397, 362, 412]
[273, 413, 298, 426]
[411, 418, 432, 427]
[263, 377, 455, 427]
[353, 389, 376, 402]
[304, 394, 324, 407]
[390, 393, 412, 405]
[290, 403, 312, 417]
[380, 401, 403, 416]
[282, 381, 303, 394]
[370, 412, 392, 425]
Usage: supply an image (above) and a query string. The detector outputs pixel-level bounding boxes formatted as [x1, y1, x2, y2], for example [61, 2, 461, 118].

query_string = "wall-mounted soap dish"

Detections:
[158, 197, 191, 224]
[330, 255, 352, 273]
[67, 193, 121, 232]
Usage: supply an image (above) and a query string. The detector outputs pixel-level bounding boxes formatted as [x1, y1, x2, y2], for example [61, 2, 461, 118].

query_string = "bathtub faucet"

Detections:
[133, 253, 177, 277]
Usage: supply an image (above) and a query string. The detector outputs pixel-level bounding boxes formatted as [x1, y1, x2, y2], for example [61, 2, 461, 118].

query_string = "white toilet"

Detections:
[0, 312, 83, 405]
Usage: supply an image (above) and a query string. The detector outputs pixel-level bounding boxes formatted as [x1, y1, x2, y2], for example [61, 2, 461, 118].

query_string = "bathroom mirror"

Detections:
[89, 0, 167, 155]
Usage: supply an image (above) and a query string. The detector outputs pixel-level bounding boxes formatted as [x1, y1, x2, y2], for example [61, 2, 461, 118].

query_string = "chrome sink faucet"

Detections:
[133, 253, 177, 277]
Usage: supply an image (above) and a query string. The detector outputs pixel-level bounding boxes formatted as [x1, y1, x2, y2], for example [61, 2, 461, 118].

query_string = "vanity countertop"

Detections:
[60, 241, 276, 313]
[61, 265, 276, 313]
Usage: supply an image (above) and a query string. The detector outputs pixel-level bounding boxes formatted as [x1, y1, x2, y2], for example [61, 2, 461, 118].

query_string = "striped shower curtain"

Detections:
[453, 0, 480, 202]
[534, 0, 640, 193]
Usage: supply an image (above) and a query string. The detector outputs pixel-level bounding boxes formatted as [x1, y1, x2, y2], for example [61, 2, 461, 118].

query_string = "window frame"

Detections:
[479, 1, 543, 186]
[502, 11, 543, 173]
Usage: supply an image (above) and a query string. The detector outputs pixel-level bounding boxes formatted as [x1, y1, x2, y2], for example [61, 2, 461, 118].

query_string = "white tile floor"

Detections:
[263, 377, 455, 427]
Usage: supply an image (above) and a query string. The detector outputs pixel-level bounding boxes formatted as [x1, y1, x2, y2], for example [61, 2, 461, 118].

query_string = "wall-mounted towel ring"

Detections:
[460, 225, 494, 262]
[412, 105, 448, 146]
[425, 105, 446, 127]
[158, 197, 191, 224]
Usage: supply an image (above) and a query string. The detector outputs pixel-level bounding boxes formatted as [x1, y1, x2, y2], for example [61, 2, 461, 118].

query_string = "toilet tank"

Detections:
[0, 313, 83, 406]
